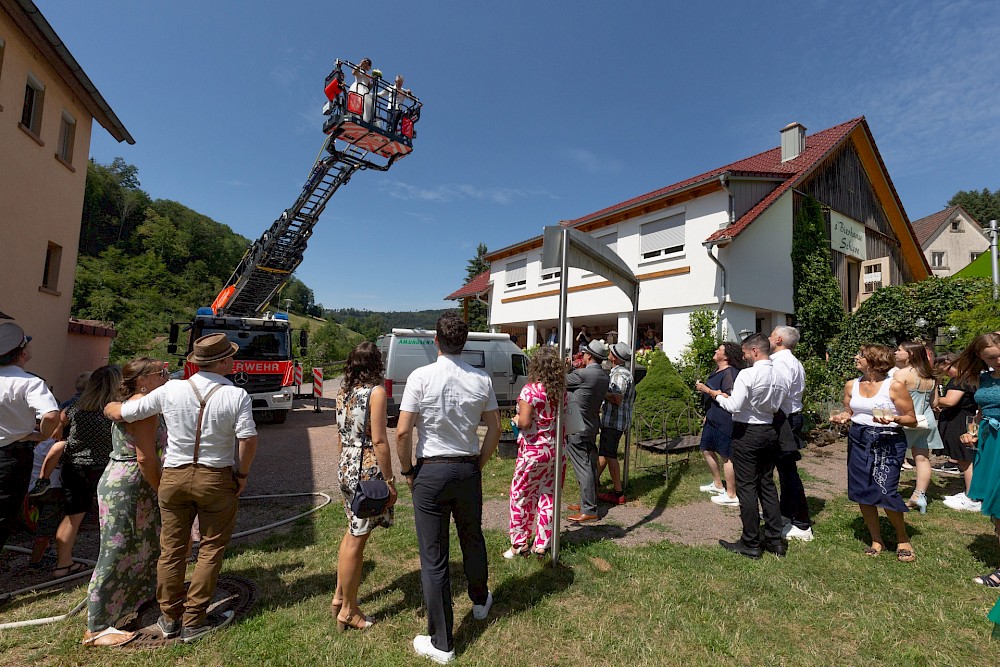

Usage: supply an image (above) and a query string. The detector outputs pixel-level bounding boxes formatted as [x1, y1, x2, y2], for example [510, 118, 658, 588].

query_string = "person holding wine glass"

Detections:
[831, 344, 919, 561]
[893, 341, 943, 514]
[954, 333, 1000, 619]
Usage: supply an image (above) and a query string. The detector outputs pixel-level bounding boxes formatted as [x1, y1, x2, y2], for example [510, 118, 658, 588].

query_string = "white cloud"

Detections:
[560, 147, 623, 174]
[381, 181, 554, 205]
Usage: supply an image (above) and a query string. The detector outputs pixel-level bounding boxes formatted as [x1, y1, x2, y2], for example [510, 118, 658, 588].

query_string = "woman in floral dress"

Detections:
[82, 358, 167, 647]
[506, 345, 567, 558]
[332, 342, 396, 632]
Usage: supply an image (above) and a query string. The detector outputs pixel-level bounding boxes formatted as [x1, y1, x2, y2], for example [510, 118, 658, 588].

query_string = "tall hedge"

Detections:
[633, 350, 699, 436]
[792, 196, 844, 357]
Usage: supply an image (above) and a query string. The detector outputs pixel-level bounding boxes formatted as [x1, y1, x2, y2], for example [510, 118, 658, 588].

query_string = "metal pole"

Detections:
[990, 220, 999, 301]
[622, 291, 639, 490]
[551, 228, 570, 565]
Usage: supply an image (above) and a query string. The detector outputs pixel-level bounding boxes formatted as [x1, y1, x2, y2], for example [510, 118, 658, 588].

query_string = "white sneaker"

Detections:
[413, 635, 455, 664]
[943, 491, 967, 502]
[472, 590, 493, 620]
[711, 494, 740, 506]
[782, 525, 815, 541]
[943, 495, 982, 512]
[699, 482, 726, 494]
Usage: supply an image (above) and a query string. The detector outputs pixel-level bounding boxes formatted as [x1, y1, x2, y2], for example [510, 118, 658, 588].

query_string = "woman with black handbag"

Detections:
[333, 342, 396, 631]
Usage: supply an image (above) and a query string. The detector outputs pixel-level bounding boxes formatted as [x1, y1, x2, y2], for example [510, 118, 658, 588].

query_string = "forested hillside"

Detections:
[73, 159, 329, 363]
[325, 308, 448, 336]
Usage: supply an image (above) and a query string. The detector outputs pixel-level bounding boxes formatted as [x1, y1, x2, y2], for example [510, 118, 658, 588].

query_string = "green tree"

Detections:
[633, 350, 697, 436]
[948, 188, 1000, 227]
[678, 308, 719, 380]
[465, 242, 489, 332]
[792, 196, 844, 358]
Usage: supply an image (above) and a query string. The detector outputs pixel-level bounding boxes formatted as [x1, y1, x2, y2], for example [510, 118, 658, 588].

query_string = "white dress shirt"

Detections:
[770, 348, 805, 414]
[715, 359, 788, 424]
[399, 355, 499, 459]
[0, 366, 59, 446]
[121, 372, 256, 468]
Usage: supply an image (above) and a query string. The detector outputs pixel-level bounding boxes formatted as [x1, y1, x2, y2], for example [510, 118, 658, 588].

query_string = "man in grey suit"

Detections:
[565, 340, 611, 523]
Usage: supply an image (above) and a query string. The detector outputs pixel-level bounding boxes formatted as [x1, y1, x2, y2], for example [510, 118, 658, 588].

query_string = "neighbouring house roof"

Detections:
[67, 318, 117, 338]
[909, 205, 987, 247]
[445, 269, 490, 301]
[2, 0, 134, 144]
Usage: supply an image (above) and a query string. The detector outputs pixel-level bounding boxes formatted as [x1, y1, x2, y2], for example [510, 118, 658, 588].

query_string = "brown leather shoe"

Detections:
[566, 503, 581, 512]
[567, 513, 598, 523]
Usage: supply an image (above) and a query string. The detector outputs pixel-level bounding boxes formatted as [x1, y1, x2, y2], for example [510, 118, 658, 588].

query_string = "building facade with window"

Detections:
[0, 0, 133, 397]
[910, 205, 989, 277]
[449, 118, 930, 359]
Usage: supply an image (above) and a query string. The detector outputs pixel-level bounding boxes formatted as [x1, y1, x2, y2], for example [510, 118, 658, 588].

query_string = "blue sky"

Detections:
[43, 0, 1000, 311]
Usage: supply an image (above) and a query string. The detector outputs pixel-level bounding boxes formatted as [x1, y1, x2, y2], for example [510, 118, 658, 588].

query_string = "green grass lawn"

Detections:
[3, 457, 999, 666]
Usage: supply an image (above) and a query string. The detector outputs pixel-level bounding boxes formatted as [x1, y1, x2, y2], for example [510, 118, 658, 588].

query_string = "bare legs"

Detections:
[959, 460, 973, 494]
[54, 512, 85, 568]
[858, 503, 912, 556]
[336, 530, 371, 622]
[597, 456, 622, 493]
[911, 447, 931, 497]
[703, 451, 736, 499]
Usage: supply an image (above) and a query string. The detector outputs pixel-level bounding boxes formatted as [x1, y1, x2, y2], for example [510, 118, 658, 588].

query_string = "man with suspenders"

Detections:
[106, 333, 257, 642]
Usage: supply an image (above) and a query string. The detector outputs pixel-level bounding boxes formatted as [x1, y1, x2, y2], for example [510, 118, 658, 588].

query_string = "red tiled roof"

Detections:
[910, 206, 960, 246]
[68, 318, 117, 338]
[566, 118, 864, 240]
[445, 269, 490, 300]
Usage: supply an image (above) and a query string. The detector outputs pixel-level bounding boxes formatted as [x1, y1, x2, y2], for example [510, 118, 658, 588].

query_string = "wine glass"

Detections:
[966, 416, 980, 449]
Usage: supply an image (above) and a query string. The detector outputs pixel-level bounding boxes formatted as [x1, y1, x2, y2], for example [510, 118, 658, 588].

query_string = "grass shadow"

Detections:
[805, 496, 827, 518]
[224, 560, 337, 618]
[850, 515, 923, 549]
[967, 533, 1000, 568]
[453, 560, 575, 654]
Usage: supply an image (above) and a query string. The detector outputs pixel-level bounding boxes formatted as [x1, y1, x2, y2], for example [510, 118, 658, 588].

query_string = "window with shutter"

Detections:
[640, 213, 684, 259]
[505, 258, 527, 290]
[859, 256, 890, 303]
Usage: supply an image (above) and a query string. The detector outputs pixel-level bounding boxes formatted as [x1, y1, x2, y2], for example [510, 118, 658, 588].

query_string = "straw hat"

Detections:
[187, 333, 238, 365]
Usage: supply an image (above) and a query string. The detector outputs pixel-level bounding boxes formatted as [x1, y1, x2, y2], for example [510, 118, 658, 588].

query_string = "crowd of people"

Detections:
[0, 323, 256, 646]
[4, 311, 1000, 659]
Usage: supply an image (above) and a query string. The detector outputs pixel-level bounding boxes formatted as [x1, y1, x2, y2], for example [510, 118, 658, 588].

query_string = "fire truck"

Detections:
[167, 60, 422, 423]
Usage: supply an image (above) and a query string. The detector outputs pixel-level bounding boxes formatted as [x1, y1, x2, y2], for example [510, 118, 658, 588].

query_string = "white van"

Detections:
[377, 328, 529, 423]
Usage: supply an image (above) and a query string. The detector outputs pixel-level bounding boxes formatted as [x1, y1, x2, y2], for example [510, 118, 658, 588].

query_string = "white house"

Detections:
[910, 205, 989, 277]
[447, 118, 931, 360]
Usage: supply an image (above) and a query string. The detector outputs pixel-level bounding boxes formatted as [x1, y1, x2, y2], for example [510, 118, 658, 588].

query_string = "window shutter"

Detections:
[640, 213, 684, 254]
[505, 259, 526, 287]
[859, 257, 890, 302]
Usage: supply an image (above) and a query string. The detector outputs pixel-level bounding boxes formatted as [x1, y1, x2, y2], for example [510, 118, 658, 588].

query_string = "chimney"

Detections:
[780, 122, 807, 162]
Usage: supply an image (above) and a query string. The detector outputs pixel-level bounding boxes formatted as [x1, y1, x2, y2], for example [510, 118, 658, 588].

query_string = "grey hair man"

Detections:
[0, 323, 60, 557]
[769, 325, 812, 541]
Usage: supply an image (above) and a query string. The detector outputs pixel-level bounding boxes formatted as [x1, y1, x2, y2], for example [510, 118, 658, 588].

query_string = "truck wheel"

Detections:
[271, 410, 288, 424]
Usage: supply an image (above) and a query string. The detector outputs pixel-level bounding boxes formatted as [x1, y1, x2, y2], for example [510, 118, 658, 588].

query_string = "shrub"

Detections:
[678, 308, 719, 380]
[633, 350, 699, 436]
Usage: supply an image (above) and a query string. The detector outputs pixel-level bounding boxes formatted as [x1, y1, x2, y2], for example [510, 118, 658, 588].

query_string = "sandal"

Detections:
[82, 627, 137, 647]
[503, 545, 531, 559]
[973, 568, 1000, 587]
[52, 562, 89, 580]
[863, 547, 881, 557]
[336, 611, 374, 632]
[897, 548, 916, 563]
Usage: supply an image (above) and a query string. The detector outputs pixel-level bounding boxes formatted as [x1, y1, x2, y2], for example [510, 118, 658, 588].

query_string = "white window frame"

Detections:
[931, 251, 946, 269]
[859, 256, 890, 302]
[971, 251, 983, 263]
[21, 72, 46, 136]
[504, 258, 527, 291]
[639, 211, 685, 263]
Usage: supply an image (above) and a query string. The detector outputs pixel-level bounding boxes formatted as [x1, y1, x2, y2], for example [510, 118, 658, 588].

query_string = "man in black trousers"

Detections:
[703, 333, 789, 558]
[396, 313, 501, 664]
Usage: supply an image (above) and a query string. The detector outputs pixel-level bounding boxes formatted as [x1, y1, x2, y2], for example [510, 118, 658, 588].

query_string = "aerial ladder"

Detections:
[167, 60, 421, 422]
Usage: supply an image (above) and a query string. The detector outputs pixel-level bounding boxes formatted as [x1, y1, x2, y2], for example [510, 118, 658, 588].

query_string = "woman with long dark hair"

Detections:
[83, 358, 167, 646]
[53, 365, 121, 578]
[332, 342, 396, 631]
[935, 353, 980, 511]
[832, 345, 919, 561]
[894, 340, 943, 513]
[955, 333, 1000, 626]
[695, 342, 747, 507]
[506, 345, 567, 558]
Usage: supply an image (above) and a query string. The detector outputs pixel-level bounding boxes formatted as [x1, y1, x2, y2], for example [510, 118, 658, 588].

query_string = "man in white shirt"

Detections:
[0, 323, 60, 558]
[706, 333, 789, 559]
[105, 333, 257, 642]
[769, 326, 813, 542]
[396, 313, 501, 665]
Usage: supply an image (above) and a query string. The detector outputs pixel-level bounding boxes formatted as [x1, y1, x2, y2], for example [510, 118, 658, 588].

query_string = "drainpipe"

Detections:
[703, 240, 729, 339]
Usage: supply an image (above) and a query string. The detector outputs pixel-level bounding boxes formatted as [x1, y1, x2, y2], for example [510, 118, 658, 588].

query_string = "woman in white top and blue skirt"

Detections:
[833, 344, 919, 562]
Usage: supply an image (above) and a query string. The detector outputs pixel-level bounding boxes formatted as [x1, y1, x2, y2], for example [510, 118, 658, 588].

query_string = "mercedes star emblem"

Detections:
[233, 372, 250, 386]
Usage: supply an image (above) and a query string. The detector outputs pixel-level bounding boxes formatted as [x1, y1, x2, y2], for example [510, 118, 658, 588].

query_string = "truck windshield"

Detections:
[199, 328, 290, 360]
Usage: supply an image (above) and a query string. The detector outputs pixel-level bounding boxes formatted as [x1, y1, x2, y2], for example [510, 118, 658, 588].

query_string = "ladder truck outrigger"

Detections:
[167, 60, 422, 423]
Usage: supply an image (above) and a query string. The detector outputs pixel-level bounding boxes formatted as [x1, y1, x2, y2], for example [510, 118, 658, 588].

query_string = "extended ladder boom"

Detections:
[213, 59, 421, 317]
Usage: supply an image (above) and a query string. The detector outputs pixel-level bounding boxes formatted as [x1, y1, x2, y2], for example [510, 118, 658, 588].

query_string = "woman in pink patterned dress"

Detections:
[506, 346, 567, 558]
